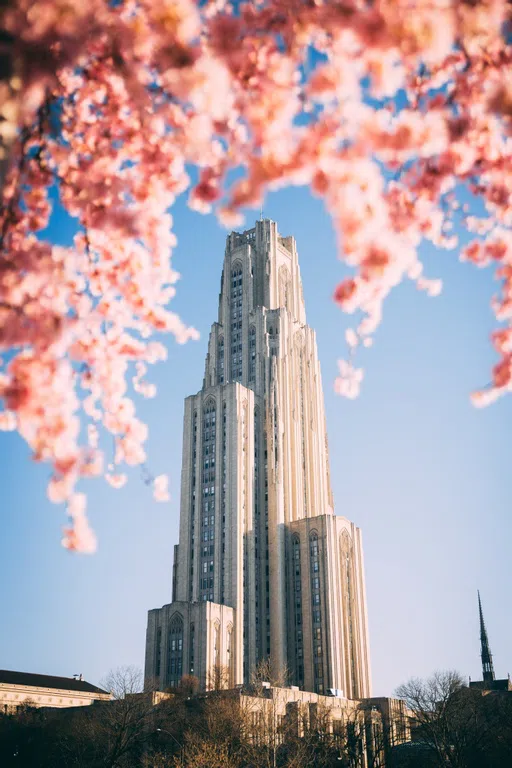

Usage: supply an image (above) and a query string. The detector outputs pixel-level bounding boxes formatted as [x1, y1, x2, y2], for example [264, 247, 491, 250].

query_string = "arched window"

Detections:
[167, 614, 184, 688]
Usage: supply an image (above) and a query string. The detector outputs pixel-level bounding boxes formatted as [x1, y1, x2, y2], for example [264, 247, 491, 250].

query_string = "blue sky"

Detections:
[0, 185, 510, 696]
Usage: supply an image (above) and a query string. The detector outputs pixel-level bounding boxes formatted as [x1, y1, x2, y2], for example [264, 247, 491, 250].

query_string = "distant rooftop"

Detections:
[0, 669, 109, 695]
[469, 678, 512, 692]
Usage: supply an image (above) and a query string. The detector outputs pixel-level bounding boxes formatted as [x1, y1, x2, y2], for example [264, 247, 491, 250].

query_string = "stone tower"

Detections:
[144, 220, 371, 698]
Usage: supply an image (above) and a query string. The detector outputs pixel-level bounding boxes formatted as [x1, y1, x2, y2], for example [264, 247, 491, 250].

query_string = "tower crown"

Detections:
[219, 219, 306, 327]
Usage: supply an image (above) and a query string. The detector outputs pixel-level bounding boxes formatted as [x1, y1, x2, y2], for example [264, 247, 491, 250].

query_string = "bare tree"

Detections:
[174, 674, 200, 698]
[250, 658, 289, 689]
[58, 666, 160, 768]
[206, 664, 231, 691]
[394, 670, 484, 768]
[242, 659, 293, 768]
[283, 702, 340, 768]
[173, 737, 239, 768]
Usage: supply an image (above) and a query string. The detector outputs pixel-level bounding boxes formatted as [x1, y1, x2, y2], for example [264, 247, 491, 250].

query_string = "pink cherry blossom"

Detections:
[1, 0, 512, 549]
[62, 493, 97, 554]
[105, 473, 128, 490]
[0, 411, 16, 431]
[153, 474, 170, 502]
[334, 360, 364, 401]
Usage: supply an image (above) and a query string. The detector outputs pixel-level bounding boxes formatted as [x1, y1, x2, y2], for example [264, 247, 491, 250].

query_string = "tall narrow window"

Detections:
[190, 410, 198, 601]
[309, 532, 323, 693]
[200, 400, 216, 600]
[167, 614, 184, 688]
[221, 401, 227, 602]
[341, 530, 357, 697]
[214, 621, 220, 668]
[227, 624, 233, 686]
[189, 623, 195, 674]
[155, 626, 162, 677]
[254, 406, 261, 655]
[292, 536, 304, 686]
[249, 326, 256, 384]
[230, 263, 243, 381]
[217, 336, 224, 385]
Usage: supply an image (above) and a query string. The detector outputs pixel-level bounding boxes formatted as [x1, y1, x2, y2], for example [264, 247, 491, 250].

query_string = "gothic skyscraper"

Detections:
[144, 220, 371, 698]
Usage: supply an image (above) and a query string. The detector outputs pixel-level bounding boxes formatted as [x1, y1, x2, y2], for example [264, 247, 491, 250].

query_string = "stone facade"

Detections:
[0, 670, 111, 712]
[236, 686, 410, 766]
[145, 220, 371, 697]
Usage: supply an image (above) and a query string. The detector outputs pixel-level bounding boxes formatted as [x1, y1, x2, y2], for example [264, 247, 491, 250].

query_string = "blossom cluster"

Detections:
[1, 0, 511, 550]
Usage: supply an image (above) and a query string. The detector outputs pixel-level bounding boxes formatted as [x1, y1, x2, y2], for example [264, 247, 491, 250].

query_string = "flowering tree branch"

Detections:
[1, 0, 511, 550]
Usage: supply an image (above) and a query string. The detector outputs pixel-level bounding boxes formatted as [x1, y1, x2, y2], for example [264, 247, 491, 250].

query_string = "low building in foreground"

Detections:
[229, 684, 411, 765]
[0, 669, 111, 713]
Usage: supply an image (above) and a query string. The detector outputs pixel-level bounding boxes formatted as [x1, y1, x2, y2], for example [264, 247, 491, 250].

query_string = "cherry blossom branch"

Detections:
[0, 0, 511, 551]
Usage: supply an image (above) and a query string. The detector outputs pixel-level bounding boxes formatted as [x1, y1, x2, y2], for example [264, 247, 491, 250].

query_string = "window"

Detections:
[249, 326, 256, 383]
[230, 264, 243, 381]
[167, 614, 184, 688]
[189, 624, 195, 674]
[200, 401, 217, 598]
[217, 337, 224, 384]
[292, 536, 304, 685]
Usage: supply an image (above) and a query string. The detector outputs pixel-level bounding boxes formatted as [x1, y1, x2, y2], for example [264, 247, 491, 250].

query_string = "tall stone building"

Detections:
[145, 220, 371, 698]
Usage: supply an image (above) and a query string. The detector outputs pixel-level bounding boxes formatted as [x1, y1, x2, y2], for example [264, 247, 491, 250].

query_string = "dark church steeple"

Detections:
[478, 590, 495, 683]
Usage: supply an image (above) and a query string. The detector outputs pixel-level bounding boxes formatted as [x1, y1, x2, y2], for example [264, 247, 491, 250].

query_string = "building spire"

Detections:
[478, 590, 495, 683]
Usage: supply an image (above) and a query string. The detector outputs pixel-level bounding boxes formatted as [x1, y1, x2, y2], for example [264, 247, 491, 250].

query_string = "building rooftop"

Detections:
[0, 669, 109, 695]
[469, 678, 512, 692]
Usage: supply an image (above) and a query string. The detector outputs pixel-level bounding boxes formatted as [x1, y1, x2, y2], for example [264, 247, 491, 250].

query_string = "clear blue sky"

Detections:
[0, 185, 510, 696]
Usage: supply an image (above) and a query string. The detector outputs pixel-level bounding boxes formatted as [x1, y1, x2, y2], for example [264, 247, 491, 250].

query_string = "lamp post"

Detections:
[155, 728, 184, 764]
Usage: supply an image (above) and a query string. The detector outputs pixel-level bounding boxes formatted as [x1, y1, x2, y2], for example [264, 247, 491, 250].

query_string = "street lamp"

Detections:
[155, 728, 184, 763]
